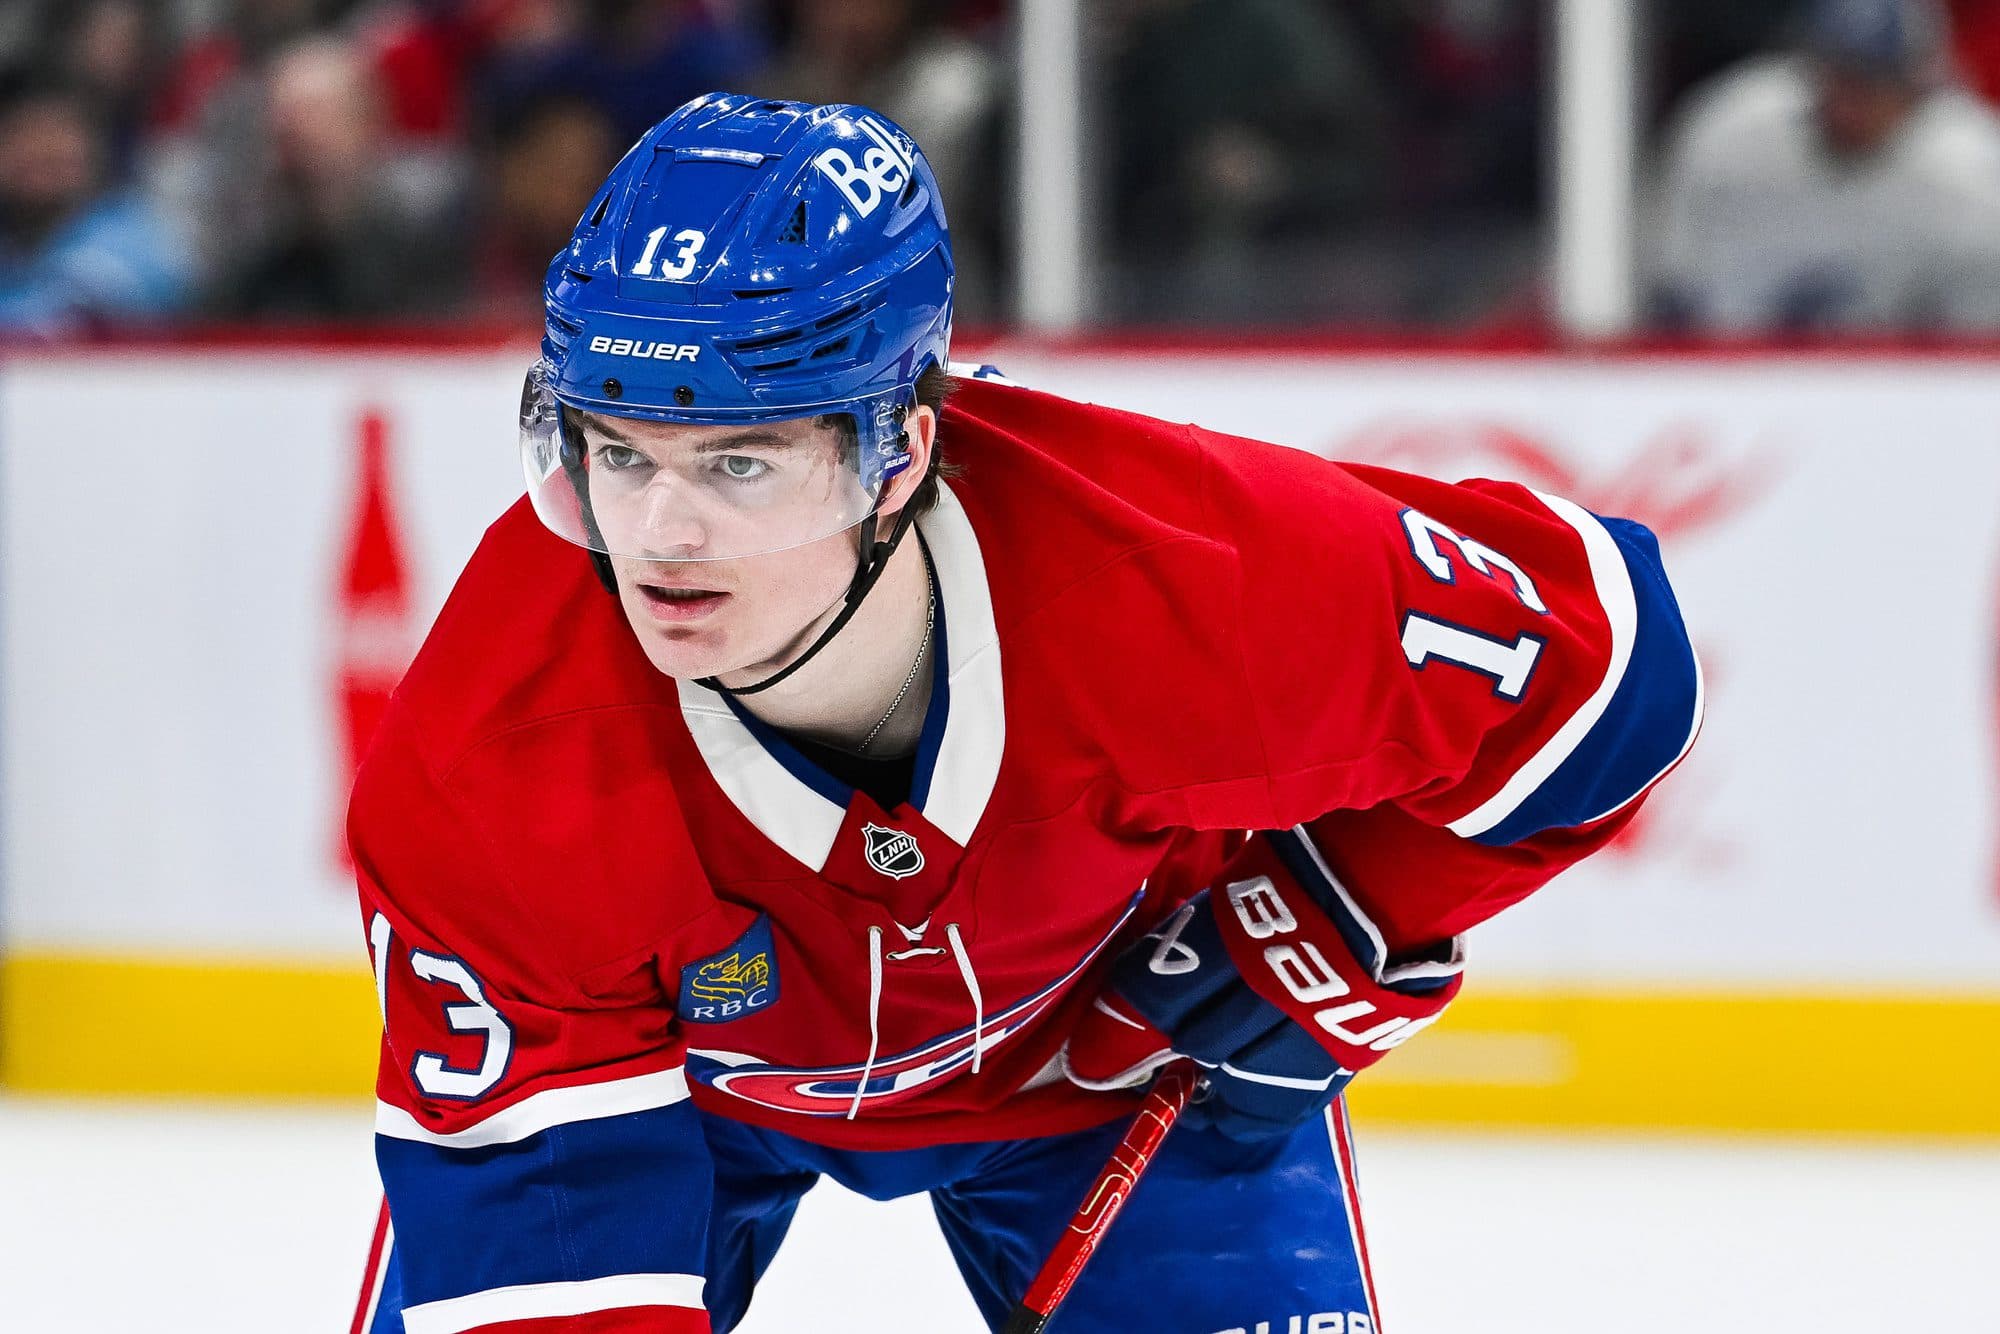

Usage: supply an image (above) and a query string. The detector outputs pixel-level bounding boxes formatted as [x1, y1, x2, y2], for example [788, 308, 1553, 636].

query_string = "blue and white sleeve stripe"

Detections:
[373, 1067, 709, 1330]
[1448, 491, 1703, 847]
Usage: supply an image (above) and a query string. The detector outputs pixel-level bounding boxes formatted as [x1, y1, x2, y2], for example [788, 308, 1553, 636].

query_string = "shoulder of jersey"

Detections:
[355, 501, 705, 980]
[941, 369, 1208, 523]
[936, 373, 1412, 780]
[939, 370, 1389, 562]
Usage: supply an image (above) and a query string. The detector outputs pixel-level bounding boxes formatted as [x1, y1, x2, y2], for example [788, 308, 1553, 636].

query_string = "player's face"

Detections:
[584, 413, 885, 681]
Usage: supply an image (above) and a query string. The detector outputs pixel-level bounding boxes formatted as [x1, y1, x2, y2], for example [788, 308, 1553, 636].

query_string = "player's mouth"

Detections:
[636, 581, 731, 623]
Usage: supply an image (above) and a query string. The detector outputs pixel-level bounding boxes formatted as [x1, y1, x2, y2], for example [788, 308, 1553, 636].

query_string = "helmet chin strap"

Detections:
[693, 496, 923, 697]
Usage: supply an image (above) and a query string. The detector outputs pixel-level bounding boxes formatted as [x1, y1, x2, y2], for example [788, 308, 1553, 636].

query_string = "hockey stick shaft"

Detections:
[1000, 1060, 1201, 1334]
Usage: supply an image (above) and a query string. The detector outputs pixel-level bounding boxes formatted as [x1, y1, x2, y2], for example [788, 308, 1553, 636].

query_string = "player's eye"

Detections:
[715, 454, 770, 481]
[595, 443, 648, 471]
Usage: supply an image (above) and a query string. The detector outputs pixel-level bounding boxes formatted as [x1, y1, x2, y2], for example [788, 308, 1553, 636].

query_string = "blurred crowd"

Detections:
[0, 0, 1011, 333]
[1652, 0, 2000, 334]
[2, 0, 1999, 336]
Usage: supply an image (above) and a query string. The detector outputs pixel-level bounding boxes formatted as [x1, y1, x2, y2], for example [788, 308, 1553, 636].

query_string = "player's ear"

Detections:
[876, 403, 937, 521]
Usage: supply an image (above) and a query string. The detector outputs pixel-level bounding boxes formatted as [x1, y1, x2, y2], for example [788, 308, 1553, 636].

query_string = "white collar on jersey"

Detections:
[674, 481, 1005, 872]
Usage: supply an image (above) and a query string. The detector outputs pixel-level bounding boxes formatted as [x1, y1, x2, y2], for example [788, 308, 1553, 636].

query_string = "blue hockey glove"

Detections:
[1063, 830, 1464, 1141]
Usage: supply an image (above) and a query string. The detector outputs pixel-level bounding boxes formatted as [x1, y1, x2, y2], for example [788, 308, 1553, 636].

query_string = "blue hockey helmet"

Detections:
[520, 92, 954, 564]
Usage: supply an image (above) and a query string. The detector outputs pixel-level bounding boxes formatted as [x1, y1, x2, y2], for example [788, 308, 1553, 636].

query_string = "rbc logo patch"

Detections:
[679, 915, 779, 1024]
[862, 823, 924, 879]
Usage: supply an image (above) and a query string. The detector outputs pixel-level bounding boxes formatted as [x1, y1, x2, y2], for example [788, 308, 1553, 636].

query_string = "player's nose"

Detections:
[631, 474, 714, 558]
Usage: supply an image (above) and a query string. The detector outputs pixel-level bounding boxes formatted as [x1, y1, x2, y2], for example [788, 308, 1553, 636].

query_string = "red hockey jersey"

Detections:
[353, 373, 1701, 1332]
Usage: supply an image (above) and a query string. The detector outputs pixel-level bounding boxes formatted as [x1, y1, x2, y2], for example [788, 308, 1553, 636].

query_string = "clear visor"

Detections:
[520, 361, 910, 562]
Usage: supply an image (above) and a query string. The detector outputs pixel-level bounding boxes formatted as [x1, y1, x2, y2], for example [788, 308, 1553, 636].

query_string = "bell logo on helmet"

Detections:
[587, 336, 702, 362]
[814, 116, 919, 220]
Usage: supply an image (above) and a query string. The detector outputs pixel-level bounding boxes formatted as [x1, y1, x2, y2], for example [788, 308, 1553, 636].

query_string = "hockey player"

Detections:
[351, 94, 1702, 1334]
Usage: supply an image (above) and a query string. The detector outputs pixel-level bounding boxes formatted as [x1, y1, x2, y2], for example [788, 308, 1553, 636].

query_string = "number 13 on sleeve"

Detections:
[1397, 507, 1547, 701]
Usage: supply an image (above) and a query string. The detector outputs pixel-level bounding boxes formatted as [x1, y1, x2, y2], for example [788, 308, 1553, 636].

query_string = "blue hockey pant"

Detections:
[702, 1098, 1383, 1334]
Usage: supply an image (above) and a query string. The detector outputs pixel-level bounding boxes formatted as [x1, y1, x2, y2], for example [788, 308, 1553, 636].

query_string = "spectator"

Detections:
[1345, 0, 1546, 326]
[45, 0, 168, 178]
[1652, 0, 2000, 334]
[144, 2, 379, 304]
[0, 72, 192, 333]
[359, 0, 578, 144]
[361, 0, 492, 142]
[755, 0, 1001, 318]
[149, 0, 334, 136]
[1103, 0, 1393, 323]
[197, 35, 467, 319]
[481, 0, 765, 150]
[463, 92, 620, 322]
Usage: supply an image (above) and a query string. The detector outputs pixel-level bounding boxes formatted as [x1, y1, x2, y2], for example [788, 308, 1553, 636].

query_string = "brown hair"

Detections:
[905, 361, 962, 517]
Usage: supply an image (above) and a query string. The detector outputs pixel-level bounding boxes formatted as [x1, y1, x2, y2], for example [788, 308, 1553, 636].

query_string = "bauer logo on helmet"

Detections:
[586, 336, 702, 362]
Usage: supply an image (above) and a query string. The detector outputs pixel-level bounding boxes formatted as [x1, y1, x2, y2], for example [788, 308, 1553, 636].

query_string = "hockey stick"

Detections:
[1000, 1059, 1201, 1334]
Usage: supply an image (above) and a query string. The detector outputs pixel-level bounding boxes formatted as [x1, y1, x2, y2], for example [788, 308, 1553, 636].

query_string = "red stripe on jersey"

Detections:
[350, 1197, 393, 1334]
[1327, 1099, 1383, 1326]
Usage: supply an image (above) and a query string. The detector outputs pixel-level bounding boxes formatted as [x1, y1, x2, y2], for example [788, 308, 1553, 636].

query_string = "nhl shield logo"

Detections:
[861, 823, 924, 879]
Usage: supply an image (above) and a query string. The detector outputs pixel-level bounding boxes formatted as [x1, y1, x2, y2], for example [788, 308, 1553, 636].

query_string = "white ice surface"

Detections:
[4, 1097, 1996, 1332]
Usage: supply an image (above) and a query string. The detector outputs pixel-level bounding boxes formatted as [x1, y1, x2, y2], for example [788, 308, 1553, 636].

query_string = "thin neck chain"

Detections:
[857, 560, 935, 755]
